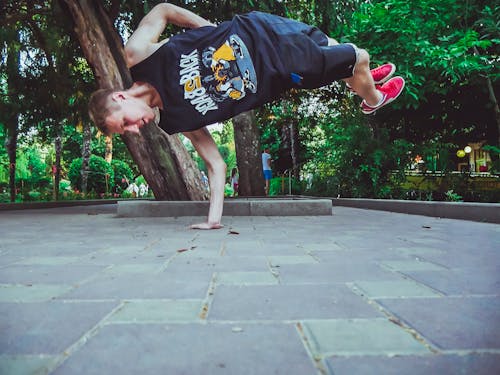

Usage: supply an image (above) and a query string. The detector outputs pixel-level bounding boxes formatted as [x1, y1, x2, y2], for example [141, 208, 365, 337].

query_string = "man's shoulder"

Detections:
[126, 39, 170, 68]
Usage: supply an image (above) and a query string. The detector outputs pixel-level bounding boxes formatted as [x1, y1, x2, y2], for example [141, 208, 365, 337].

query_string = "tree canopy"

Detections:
[1, 0, 498, 202]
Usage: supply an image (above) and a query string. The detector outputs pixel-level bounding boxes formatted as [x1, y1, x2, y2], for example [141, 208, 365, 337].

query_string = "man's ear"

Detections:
[111, 91, 127, 102]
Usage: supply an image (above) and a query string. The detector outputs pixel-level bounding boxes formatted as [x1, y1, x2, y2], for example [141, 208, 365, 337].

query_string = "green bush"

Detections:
[269, 176, 302, 196]
[111, 160, 133, 192]
[68, 155, 114, 194]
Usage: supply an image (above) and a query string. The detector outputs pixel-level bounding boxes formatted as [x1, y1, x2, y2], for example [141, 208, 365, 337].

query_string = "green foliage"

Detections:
[68, 155, 114, 194]
[111, 159, 134, 189]
[269, 176, 302, 196]
[345, 0, 499, 146]
[306, 103, 413, 198]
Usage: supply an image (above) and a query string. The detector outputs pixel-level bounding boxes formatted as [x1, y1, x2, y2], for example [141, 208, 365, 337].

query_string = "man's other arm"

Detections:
[183, 128, 226, 230]
[125, 3, 215, 67]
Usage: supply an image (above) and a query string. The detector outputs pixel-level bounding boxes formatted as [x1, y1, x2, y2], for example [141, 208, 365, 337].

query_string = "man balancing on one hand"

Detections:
[88, 3, 405, 230]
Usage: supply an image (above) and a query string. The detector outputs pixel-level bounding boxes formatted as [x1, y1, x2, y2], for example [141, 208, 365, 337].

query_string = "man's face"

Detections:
[105, 92, 156, 135]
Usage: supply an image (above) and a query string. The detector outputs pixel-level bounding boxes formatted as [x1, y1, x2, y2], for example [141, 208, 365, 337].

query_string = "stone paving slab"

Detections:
[401, 266, 500, 296]
[377, 296, 500, 350]
[0, 301, 118, 354]
[1, 205, 499, 374]
[209, 284, 383, 320]
[325, 353, 500, 375]
[354, 280, 442, 298]
[52, 323, 316, 375]
[302, 318, 430, 357]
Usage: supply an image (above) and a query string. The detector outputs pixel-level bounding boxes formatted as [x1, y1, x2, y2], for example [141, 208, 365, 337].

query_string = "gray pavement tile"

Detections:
[325, 353, 500, 375]
[225, 243, 307, 256]
[378, 296, 500, 350]
[390, 246, 446, 256]
[166, 255, 269, 272]
[209, 284, 382, 320]
[0, 354, 57, 375]
[11, 256, 82, 266]
[217, 271, 278, 285]
[267, 255, 318, 266]
[302, 318, 429, 357]
[102, 263, 163, 276]
[311, 249, 409, 264]
[106, 299, 204, 323]
[402, 267, 500, 296]
[60, 273, 210, 301]
[0, 301, 117, 354]
[51, 323, 316, 375]
[354, 280, 442, 298]
[380, 260, 447, 271]
[418, 248, 500, 268]
[301, 242, 345, 252]
[0, 284, 73, 303]
[278, 263, 400, 284]
[0, 264, 106, 284]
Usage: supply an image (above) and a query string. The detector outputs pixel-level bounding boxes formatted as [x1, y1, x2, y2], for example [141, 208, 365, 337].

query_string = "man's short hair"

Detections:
[88, 88, 120, 136]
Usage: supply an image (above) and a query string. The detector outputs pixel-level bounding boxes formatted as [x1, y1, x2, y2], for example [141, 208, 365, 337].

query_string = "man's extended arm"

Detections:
[183, 128, 226, 230]
[125, 3, 215, 67]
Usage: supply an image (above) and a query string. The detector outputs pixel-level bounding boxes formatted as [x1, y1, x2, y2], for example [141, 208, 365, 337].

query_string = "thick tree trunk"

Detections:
[63, 0, 206, 200]
[233, 110, 265, 196]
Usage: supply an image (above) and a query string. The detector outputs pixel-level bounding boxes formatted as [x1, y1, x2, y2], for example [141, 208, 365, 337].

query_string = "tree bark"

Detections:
[233, 110, 265, 196]
[104, 135, 113, 163]
[6, 120, 18, 203]
[81, 120, 91, 195]
[4, 30, 20, 203]
[53, 129, 62, 200]
[63, 0, 206, 200]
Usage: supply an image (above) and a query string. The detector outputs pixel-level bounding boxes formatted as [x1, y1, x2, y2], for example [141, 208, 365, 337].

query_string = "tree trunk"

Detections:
[81, 120, 91, 195]
[6, 120, 18, 203]
[289, 119, 300, 180]
[104, 135, 113, 163]
[63, 0, 206, 201]
[233, 110, 265, 196]
[53, 129, 62, 200]
[474, 47, 500, 147]
[484, 75, 500, 147]
[5, 31, 20, 203]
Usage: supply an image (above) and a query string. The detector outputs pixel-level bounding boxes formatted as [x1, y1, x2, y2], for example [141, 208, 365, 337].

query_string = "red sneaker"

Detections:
[361, 76, 405, 114]
[347, 63, 396, 92]
[371, 63, 396, 84]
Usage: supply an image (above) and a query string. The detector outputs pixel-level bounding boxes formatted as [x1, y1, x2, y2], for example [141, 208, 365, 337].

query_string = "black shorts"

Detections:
[258, 13, 357, 88]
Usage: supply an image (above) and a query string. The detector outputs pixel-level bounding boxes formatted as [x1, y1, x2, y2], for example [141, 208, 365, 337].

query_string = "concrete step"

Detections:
[117, 198, 332, 217]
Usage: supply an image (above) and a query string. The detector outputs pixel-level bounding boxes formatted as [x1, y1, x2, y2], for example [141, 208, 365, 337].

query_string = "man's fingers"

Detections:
[189, 222, 224, 230]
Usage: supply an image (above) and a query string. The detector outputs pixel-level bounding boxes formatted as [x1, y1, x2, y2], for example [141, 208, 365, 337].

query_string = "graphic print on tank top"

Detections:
[179, 34, 257, 116]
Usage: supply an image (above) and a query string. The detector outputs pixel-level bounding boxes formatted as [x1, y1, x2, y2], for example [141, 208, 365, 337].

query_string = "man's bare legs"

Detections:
[327, 37, 383, 107]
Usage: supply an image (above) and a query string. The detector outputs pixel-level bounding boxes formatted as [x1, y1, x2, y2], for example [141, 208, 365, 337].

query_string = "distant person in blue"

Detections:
[261, 148, 272, 195]
[88, 3, 405, 229]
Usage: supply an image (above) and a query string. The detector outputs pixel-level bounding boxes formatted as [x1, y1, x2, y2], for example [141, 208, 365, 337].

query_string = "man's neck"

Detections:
[128, 82, 164, 110]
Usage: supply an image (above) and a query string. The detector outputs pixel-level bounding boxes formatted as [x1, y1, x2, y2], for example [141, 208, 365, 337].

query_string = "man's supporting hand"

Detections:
[189, 222, 224, 230]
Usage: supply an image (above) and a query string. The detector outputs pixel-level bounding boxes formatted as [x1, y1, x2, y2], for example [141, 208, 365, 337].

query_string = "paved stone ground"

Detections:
[0, 205, 499, 375]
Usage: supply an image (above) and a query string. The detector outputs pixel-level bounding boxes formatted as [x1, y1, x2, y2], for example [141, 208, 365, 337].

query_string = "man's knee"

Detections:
[355, 47, 370, 66]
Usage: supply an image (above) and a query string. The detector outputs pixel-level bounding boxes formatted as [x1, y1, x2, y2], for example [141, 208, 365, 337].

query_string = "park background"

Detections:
[1, 0, 499, 204]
